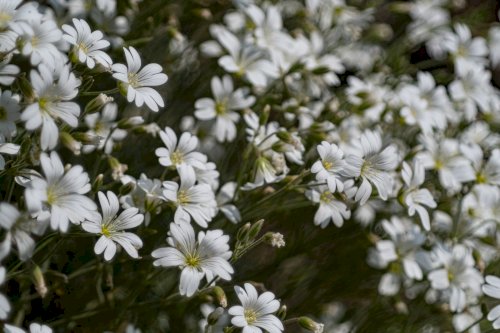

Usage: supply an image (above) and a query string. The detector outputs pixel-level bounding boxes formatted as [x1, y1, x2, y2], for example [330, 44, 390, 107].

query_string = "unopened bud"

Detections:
[72, 132, 101, 145]
[212, 286, 227, 308]
[60, 132, 82, 155]
[311, 66, 331, 75]
[223, 327, 236, 333]
[118, 116, 144, 129]
[92, 174, 104, 192]
[207, 307, 224, 325]
[16, 73, 35, 102]
[277, 305, 287, 320]
[237, 223, 251, 242]
[298, 317, 324, 333]
[259, 105, 271, 126]
[119, 182, 136, 196]
[32, 265, 47, 298]
[276, 131, 292, 143]
[84, 93, 113, 114]
[247, 219, 264, 240]
[108, 156, 128, 180]
[264, 232, 285, 248]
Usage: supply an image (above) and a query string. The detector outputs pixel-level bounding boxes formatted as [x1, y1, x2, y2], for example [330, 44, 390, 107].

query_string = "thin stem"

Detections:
[80, 88, 119, 96]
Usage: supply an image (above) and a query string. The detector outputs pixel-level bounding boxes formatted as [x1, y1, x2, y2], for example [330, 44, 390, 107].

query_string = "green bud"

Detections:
[311, 66, 331, 75]
[84, 93, 113, 115]
[247, 219, 264, 240]
[277, 305, 287, 320]
[92, 174, 104, 192]
[72, 132, 101, 145]
[32, 265, 47, 298]
[212, 286, 227, 308]
[276, 131, 292, 143]
[59, 132, 82, 155]
[298, 317, 324, 333]
[15, 73, 35, 102]
[207, 307, 224, 326]
[119, 182, 136, 196]
[259, 105, 271, 126]
[117, 116, 144, 129]
[237, 223, 251, 242]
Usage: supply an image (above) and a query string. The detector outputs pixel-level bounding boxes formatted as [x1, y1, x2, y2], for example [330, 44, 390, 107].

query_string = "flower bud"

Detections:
[119, 182, 136, 196]
[277, 305, 287, 320]
[298, 317, 324, 333]
[118, 116, 145, 129]
[212, 286, 227, 308]
[72, 132, 101, 145]
[237, 223, 251, 242]
[92, 174, 104, 192]
[108, 156, 128, 180]
[207, 307, 224, 326]
[247, 219, 264, 240]
[15, 73, 35, 102]
[60, 132, 82, 155]
[32, 265, 47, 298]
[84, 93, 113, 115]
[259, 105, 271, 126]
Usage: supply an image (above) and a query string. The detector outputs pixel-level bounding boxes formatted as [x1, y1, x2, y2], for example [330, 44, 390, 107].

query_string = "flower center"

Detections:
[46, 186, 58, 205]
[77, 42, 89, 54]
[215, 101, 227, 115]
[178, 190, 189, 205]
[127, 73, 140, 88]
[31, 36, 39, 48]
[360, 160, 372, 175]
[476, 172, 486, 184]
[244, 309, 258, 325]
[185, 254, 200, 267]
[101, 225, 111, 237]
[322, 160, 333, 170]
[320, 191, 333, 203]
[170, 150, 183, 165]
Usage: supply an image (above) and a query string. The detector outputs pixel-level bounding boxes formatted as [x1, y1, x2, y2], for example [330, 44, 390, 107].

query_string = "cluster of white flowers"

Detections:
[1, 0, 500, 332]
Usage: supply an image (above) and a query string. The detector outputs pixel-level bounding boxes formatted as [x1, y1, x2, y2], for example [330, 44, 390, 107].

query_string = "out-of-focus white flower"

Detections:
[21, 64, 81, 150]
[0, 136, 19, 170]
[62, 18, 112, 69]
[82, 103, 127, 154]
[112, 46, 168, 111]
[0, 89, 20, 138]
[343, 130, 398, 205]
[483, 275, 500, 329]
[401, 160, 437, 231]
[11, 16, 64, 66]
[228, 283, 284, 333]
[0, 267, 10, 319]
[442, 23, 488, 70]
[82, 191, 143, 261]
[416, 135, 475, 193]
[4, 323, 52, 333]
[152, 222, 233, 297]
[24, 152, 96, 232]
[216, 182, 241, 224]
[306, 184, 351, 228]
[195, 75, 255, 142]
[427, 244, 483, 313]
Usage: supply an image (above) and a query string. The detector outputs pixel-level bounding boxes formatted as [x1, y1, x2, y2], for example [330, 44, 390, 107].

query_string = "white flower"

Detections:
[24, 152, 96, 232]
[0, 267, 10, 319]
[416, 136, 475, 193]
[151, 222, 233, 297]
[0, 203, 43, 261]
[0, 58, 20, 86]
[0, 0, 22, 30]
[427, 244, 483, 313]
[82, 102, 127, 154]
[112, 46, 168, 111]
[82, 191, 144, 261]
[343, 130, 398, 205]
[482, 275, 500, 329]
[442, 23, 488, 70]
[21, 64, 81, 150]
[216, 182, 241, 224]
[228, 283, 284, 333]
[311, 141, 346, 193]
[0, 136, 19, 170]
[210, 25, 278, 87]
[195, 75, 255, 142]
[162, 165, 217, 227]
[4, 323, 52, 333]
[306, 184, 351, 228]
[401, 160, 437, 231]
[0, 89, 20, 138]
[62, 18, 112, 69]
[10, 17, 64, 66]
[155, 127, 207, 172]
[369, 217, 426, 296]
